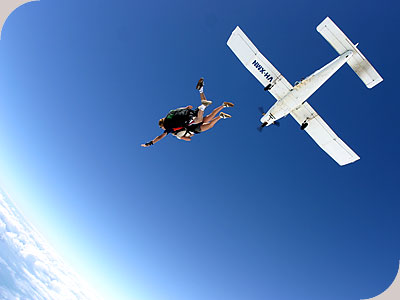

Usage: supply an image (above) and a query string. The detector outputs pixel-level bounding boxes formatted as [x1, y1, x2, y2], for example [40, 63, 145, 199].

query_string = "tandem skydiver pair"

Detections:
[141, 78, 234, 147]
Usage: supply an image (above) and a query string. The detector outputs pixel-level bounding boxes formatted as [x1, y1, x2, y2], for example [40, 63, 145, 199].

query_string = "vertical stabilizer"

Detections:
[317, 17, 383, 88]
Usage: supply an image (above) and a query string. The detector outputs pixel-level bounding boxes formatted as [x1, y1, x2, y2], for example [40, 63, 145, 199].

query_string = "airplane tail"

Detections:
[317, 17, 383, 88]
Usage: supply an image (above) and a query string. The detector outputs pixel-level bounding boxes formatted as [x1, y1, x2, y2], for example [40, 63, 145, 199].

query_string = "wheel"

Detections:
[264, 84, 272, 91]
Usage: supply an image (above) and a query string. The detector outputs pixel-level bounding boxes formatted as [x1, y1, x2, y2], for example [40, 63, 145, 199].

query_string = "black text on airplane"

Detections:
[252, 60, 274, 82]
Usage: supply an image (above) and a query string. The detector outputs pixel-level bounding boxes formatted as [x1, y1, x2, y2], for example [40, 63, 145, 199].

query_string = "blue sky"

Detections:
[0, 0, 398, 299]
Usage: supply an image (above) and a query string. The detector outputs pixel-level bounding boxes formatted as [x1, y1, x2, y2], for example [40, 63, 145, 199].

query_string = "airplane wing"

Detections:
[290, 102, 360, 166]
[227, 26, 293, 101]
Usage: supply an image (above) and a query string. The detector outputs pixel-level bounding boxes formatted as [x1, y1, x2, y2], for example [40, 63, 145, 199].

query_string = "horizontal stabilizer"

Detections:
[317, 17, 383, 88]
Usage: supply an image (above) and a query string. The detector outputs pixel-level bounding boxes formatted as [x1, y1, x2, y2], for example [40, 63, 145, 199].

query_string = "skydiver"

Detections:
[141, 78, 234, 147]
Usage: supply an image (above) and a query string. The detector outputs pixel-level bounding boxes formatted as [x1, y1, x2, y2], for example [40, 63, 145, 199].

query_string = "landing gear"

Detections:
[300, 122, 308, 130]
[264, 84, 272, 91]
[257, 122, 268, 132]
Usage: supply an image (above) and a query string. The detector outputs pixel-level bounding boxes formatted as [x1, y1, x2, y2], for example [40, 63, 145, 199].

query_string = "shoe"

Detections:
[219, 112, 232, 119]
[223, 101, 234, 108]
[196, 78, 204, 90]
[201, 99, 212, 107]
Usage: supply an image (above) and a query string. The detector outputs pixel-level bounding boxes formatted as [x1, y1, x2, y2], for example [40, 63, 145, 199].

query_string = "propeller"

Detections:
[257, 122, 267, 132]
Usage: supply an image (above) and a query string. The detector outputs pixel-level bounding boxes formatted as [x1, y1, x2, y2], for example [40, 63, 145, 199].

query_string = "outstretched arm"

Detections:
[141, 132, 167, 147]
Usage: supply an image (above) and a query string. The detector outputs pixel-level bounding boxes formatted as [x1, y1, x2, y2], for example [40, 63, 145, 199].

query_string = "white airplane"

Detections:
[227, 17, 383, 166]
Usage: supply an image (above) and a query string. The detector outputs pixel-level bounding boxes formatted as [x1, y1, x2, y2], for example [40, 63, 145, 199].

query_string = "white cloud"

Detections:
[0, 189, 100, 300]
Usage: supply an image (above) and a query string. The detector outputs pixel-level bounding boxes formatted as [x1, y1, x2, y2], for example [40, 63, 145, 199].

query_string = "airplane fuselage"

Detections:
[261, 50, 353, 125]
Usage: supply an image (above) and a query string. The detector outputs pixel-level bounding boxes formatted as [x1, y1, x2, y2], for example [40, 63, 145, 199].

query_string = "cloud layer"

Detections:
[0, 189, 99, 300]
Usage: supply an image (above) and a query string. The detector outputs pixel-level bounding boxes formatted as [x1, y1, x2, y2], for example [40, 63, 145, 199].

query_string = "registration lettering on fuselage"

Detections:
[252, 60, 274, 82]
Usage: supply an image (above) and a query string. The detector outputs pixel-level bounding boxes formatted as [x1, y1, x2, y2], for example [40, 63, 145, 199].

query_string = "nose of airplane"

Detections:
[260, 114, 272, 125]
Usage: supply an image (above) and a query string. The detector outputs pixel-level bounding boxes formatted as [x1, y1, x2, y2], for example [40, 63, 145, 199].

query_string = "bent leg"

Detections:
[197, 78, 206, 100]
[193, 93, 210, 123]
[194, 78, 212, 123]
[192, 109, 204, 124]
[200, 116, 222, 132]
[203, 105, 224, 123]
